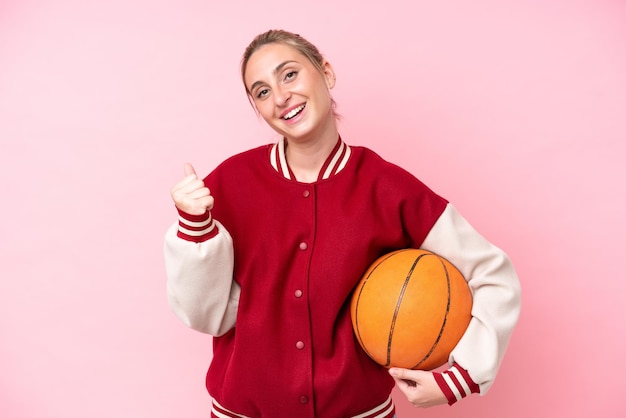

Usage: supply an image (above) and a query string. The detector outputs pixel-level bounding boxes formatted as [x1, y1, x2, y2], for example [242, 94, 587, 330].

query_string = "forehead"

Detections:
[244, 43, 310, 86]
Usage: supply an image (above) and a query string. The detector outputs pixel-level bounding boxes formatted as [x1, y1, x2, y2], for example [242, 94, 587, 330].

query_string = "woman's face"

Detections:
[244, 42, 336, 142]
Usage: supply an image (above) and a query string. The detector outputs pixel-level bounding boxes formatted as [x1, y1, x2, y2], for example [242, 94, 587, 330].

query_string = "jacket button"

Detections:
[300, 395, 309, 404]
[299, 242, 308, 250]
[302, 189, 310, 198]
[296, 341, 305, 350]
[294, 289, 303, 298]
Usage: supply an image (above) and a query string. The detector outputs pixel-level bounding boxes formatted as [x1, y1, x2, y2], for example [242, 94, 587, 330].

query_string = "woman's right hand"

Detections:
[170, 163, 214, 215]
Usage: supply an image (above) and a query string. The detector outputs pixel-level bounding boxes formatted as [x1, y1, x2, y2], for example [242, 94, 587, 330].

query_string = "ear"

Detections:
[322, 60, 336, 89]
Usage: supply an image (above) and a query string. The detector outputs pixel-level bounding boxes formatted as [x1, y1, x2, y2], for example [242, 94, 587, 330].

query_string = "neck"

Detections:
[285, 118, 339, 183]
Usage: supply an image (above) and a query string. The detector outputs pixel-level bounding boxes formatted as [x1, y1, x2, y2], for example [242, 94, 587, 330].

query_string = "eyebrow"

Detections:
[248, 60, 298, 93]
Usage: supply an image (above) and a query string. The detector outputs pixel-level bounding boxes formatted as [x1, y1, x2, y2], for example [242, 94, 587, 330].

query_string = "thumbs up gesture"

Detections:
[170, 163, 214, 216]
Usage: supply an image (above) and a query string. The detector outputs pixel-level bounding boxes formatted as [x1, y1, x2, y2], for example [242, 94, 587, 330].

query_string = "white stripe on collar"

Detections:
[269, 137, 292, 179]
[321, 139, 351, 180]
[269, 137, 351, 181]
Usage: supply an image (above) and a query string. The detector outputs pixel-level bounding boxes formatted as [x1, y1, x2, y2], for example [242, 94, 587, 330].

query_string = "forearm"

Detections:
[164, 217, 239, 336]
[421, 204, 522, 394]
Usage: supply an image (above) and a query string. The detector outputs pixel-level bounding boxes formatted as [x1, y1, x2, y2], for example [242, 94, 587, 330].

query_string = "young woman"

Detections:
[164, 29, 521, 418]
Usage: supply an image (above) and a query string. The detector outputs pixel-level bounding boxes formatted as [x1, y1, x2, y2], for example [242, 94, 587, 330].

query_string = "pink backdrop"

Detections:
[1, 0, 625, 417]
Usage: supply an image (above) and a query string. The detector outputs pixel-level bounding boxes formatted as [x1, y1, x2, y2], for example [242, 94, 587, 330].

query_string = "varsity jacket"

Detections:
[164, 138, 521, 417]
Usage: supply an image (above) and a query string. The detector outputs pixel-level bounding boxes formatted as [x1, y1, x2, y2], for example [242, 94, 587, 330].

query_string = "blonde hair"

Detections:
[241, 29, 338, 115]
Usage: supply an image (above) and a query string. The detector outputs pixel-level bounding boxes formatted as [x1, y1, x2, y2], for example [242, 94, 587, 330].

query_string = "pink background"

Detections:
[1, 0, 625, 417]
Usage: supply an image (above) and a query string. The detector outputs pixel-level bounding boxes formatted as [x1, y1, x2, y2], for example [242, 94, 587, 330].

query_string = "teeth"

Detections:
[284, 104, 305, 120]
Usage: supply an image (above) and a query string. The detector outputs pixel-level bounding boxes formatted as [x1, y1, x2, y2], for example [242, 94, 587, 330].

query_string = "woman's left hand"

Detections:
[388, 368, 448, 408]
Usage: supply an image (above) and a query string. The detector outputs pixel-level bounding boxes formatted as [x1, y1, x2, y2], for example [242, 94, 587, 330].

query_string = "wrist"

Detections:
[433, 363, 480, 405]
[176, 208, 217, 242]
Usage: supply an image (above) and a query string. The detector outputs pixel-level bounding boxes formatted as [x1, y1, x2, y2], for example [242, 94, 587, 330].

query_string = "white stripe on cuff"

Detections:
[178, 222, 215, 237]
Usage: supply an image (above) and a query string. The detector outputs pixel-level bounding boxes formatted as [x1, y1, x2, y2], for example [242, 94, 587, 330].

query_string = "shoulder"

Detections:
[350, 145, 427, 185]
[203, 144, 273, 189]
[349, 145, 448, 205]
[206, 144, 271, 175]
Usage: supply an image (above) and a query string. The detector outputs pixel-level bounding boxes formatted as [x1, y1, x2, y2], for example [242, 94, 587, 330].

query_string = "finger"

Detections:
[173, 192, 214, 214]
[392, 377, 417, 392]
[197, 195, 214, 211]
[181, 195, 214, 214]
[187, 187, 211, 200]
[392, 377, 411, 392]
[171, 183, 205, 208]
[179, 178, 207, 192]
[184, 162, 197, 177]
[172, 177, 206, 197]
[389, 367, 414, 381]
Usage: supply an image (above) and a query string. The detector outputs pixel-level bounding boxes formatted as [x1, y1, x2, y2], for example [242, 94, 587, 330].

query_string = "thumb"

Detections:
[389, 367, 421, 382]
[184, 162, 197, 177]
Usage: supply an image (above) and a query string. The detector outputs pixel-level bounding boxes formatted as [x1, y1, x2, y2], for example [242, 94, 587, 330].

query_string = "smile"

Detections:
[282, 104, 306, 120]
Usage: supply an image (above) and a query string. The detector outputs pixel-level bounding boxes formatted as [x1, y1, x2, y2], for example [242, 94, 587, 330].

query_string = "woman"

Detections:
[165, 29, 521, 418]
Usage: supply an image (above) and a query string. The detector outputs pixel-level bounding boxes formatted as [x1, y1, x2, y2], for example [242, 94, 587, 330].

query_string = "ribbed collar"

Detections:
[269, 137, 352, 182]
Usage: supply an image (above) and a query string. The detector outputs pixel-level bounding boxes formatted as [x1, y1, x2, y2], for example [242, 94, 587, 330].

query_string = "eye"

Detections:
[284, 71, 297, 81]
[256, 88, 270, 99]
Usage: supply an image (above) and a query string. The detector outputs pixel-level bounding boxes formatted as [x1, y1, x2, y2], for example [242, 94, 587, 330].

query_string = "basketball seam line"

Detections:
[386, 253, 425, 367]
[412, 257, 452, 369]
[353, 251, 405, 362]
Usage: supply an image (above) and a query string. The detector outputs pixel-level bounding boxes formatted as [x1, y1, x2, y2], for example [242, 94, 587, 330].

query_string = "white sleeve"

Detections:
[164, 220, 240, 336]
[421, 204, 521, 394]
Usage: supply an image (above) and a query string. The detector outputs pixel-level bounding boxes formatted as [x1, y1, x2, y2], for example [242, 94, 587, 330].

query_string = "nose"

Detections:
[273, 85, 291, 107]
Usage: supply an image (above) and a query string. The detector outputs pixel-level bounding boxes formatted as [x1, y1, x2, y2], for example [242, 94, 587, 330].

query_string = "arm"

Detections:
[164, 163, 241, 336]
[393, 204, 521, 406]
[164, 218, 239, 336]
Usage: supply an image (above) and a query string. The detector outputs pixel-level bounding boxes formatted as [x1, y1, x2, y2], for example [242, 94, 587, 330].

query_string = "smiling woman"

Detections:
[164, 29, 521, 418]
[242, 42, 338, 182]
[2, 0, 625, 417]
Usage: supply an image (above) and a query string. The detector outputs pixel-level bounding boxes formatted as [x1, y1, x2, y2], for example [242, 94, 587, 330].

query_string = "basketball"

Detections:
[350, 248, 472, 370]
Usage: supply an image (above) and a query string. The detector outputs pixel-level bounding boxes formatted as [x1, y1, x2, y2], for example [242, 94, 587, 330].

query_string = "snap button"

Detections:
[294, 289, 303, 298]
[296, 341, 305, 350]
[299, 242, 308, 250]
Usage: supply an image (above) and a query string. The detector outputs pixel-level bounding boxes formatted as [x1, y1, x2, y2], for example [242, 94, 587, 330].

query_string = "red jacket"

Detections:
[165, 138, 520, 416]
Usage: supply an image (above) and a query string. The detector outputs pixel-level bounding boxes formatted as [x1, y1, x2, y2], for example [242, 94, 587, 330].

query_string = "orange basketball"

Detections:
[351, 249, 472, 370]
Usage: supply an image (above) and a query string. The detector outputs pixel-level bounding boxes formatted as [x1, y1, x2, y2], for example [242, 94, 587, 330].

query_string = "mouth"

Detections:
[282, 104, 306, 120]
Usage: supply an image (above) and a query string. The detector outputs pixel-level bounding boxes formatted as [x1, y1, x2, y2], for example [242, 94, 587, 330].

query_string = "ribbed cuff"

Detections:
[433, 364, 480, 405]
[176, 208, 218, 242]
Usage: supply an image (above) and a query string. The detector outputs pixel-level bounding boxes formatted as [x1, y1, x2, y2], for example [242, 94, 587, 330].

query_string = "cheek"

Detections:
[309, 76, 332, 99]
[255, 102, 280, 126]
[254, 100, 273, 118]
[313, 84, 333, 108]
